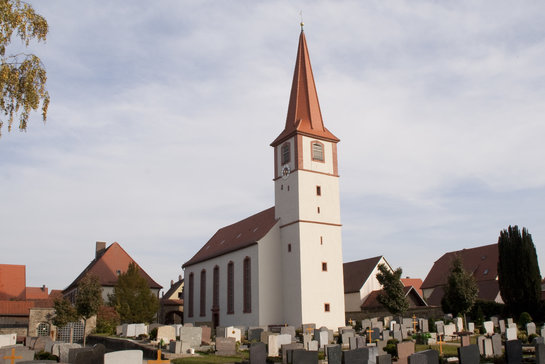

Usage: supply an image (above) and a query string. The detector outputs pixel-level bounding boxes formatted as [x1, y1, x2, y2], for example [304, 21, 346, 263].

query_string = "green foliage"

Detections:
[95, 305, 120, 335]
[149, 327, 158, 340]
[0, 0, 49, 135]
[376, 263, 409, 315]
[52, 297, 77, 328]
[384, 339, 399, 358]
[34, 351, 58, 360]
[517, 312, 532, 327]
[517, 330, 528, 343]
[108, 262, 159, 323]
[76, 274, 102, 320]
[498, 226, 541, 317]
[441, 255, 478, 318]
[428, 318, 436, 333]
[468, 300, 506, 322]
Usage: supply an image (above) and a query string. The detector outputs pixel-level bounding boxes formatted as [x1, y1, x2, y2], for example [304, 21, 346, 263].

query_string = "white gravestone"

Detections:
[318, 331, 328, 348]
[444, 323, 456, 338]
[527, 322, 536, 336]
[468, 323, 475, 333]
[226, 326, 242, 342]
[105, 349, 143, 364]
[454, 317, 463, 332]
[134, 323, 147, 337]
[0, 334, 16, 348]
[268, 334, 291, 356]
[116, 325, 124, 336]
[157, 325, 176, 343]
[483, 338, 493, 357]
[122, 324, 136, 337]
[506, 327, 517, 341]
[483, 321, 494, 335]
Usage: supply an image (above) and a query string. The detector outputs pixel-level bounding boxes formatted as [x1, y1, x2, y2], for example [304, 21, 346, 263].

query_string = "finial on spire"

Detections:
[299, 10, 304, 31]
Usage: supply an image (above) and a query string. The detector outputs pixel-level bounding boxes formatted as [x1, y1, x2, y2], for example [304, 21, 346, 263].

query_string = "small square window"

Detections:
[316, 186, 321, 196]
[322, 262, 327, 271]
[324, 303, 330, 312]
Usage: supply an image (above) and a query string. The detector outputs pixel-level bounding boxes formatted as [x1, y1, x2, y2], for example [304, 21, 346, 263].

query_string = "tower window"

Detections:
[324, 303, 330, 312]
[288, 244, 291, 252]
[317, 207, 320, 214]
[320, 236, 323, 245]
[311, 141, 324, 162]
[281, 143, 291, 165]
[322, 262, 327, 271]
[316, 186, 321, 196]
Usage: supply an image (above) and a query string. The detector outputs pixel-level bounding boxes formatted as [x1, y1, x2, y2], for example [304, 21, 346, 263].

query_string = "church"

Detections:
[182, 27, 345, 330]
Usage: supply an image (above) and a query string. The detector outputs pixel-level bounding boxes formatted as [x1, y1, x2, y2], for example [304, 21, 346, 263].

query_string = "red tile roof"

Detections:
[401, 278, 423, 297]
[271, 30, 339, 147]
[0, 299, 55, 316]
[25, 286, 49, 300]
[183, 207, 278, 268]
[64, 242, 162, 292]
[422, 243, 498, 289]
[343, 256, 383, 293]
[360, 287, 427, 309]
[0, 265, 26, 300]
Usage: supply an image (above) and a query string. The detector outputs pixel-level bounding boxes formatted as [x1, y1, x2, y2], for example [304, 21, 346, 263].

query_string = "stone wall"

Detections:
[345, 306, 444, 323]
[28, 308, 55, 337]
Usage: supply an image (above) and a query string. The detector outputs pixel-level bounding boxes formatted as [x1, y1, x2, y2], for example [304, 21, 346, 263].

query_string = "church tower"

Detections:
[271, 28, 345, 329]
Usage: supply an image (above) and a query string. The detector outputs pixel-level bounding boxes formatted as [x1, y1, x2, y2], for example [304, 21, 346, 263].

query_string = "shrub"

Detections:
[150, 327, 158, 341]
[518, 312, 532, 327]
[517, 330, 528, 343]
[95, 305, 120, 335]
[384, 339, 399, 358]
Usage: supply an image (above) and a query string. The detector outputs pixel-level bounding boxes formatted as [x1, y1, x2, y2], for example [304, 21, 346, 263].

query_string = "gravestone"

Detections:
[342, 348, 367, 364]
[104, 349, 143, 364]
[248, 327, 264, 342]
[356, 336, 365, 349]
[504, 340, 522, 364]
[69, 344, 105, 364]
[281, 326, 296, 342]
[389, 320, 396, 331]
[460, 335, 470, 347]
[396, 341, 415, 364]
[400, 325, 408, 339]
[261, 331, 272, 345]
[0, 334, 16, 348]
[235, 326, 248, 340]
[370, 328, 380, 341]
[362, 319, 372, 329]
[0, 346, 35, 362]
[507, 318, 513, 326]
[250, 342, 266, 364]
[527, 322, 537, 336]
[32, 336, 51, 352]
[534, 337, 545, 345]
[307, 340, 318, 351]
[303, 333, 312, 350]
[156, 325, 176, 343]
[201, 326, 212, 345]
[268, 334, 291, 357]
[393, 330, 402, 342]
[43, 340, 58, 354]
[444, 323, 456, 337]
[458, 344, 480, 364]
[133, 323, 147, 337]
[180, 326, 202, 348]
[377, 354, 392, 364]
[435, 322, 444, 335]
[281, 343, 304, 364]
[54, 343, 81, 362]
[148, 323, 162, 334]
[483, 321, 494, 335]
[382, 329, 390, 341]
[506, 327, 517, 341]
[341, 331, 355, 345]
[376, 340, 387, 355]
[454, 317, 464, 332]
[318, 331, 328, 348]
[216, 337, 236, 356]
[467, 322, 475, 333]
[409, 349, 439, 364]
[403, 318, 413, 328]
[326, 345, 342, 364]
[122, 324, 136, 337]
[420, 319, 429, 333]
[292, 349, 318, 364]
[169, 341, 182, 354]
[492, 334, 502, 357]
[302, 323, 316, 335]
[483, 338, 493, 357]
[349, 337, 357, 350]
[374, 321, 384, 331]
[477, 336, 485, 355]
[536, 343, 545, 364]
[216, 326, 226, 338]
[499, 320, 506, 334]
[226, 326, 242, 342]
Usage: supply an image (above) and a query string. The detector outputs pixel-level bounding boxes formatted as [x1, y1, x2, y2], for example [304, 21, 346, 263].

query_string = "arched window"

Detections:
[188, 273, 194, 317]
[200, 270, 206, 317]
[243, 257, 251, 313]
[227, 262, 234, 314]
[281, 142, 290, 165]
[213, 266, 219, 309]
[37, 322, 50, 336]
[311, 141, 324, 162]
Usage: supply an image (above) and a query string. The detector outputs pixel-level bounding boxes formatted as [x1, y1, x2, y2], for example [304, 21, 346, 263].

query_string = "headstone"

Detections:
[435, 321, 444, 335]
[460, 335, 470, 347]
[492, 334, 502, 357]
[467, 322, 475, 333]
[477, 336, 486, 355]
[400, 325, 408, 339]
[281, 343, 304, 364]
[216, 326, 226, 338]
[201, 326, 212, 345]
[454, 317, 464, 332]
[491, 316, 499, 327]
[32, 336, 52, 352]
[133, 323, 147, 337]
[374, 321, 384, 332]
[376, 340, 387, 355]
[226, 326, 242, 342]
[292, 349, 318, 364]
[250, 342, 267, 364]
[420, 320, 429, 333]
[362, 319, 372, 330]
[396, 341, 415, 364]
[506, 327, 517, 341]
[235, 326, 248, 340]
[403, 318, 412, 328]
[534, 337, 545, 345]
[504, 340, 522, 364]
[248, 327, 264, 342]
[307, 340, 318, 351]
[268, 334, 291, 357]
[483, 321, 494, 335]
[261, 331, 272, 344]
[169, 341, 182, 354]
[0, 334, 17, 348]
[527, 322, 537, 336]
[104, 349, 143, 364]
[180, 326, 202, 348]
[341, 331, 355, 345]
[281, 326, 296, 342]
[122, 324, 136, 337]
[356, 336, 365, 349]
[326, 345, 342, 364]
[55, 343, 81, 362]
[349, 337, 358, 350]
[43, 340, 58, 354]
[483, 338, 493, 357]
[389, 320, 396, 331]
[216, 337, 236, 356]
[458, 344, 480, 364]
[370, 328, 380, 341]
[507, 318, 513, 326]
[444, 323, 456, 337]
[382, 329, 390, 341]
[69, 343, 105, 364]
[409, 350, 439, 364]
[342, 348, 367, 364]
[156, 325, 176, 343]
[393, 330, 402, 342]
[536, 343, 545, 364]
[318, 330, 328, 348]
[377, 354, 392, 364]
[302, 323, 316, 335]
[0, 346, 35, 362]
[499, 320, 506, 334]
[303, 333, 312, 349]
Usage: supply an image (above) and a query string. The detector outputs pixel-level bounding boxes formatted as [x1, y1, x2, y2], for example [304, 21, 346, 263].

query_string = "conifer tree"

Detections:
[498, 225, 541, 316]
[376, 263, 409, 315]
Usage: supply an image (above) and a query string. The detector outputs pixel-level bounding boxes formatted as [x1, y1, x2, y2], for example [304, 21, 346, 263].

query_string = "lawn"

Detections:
[171, 352, 250, 364]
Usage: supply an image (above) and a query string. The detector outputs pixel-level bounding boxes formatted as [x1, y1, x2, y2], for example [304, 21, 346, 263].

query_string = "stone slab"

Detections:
[326, 345, 342, 364]
[215, 337, 236, 356]
[292, 350, 318, 364]
[505, 340, 522, 364]
[250, 342, 266, 364]
[104, 349, 143, 364]
[458, 344, 480, 364]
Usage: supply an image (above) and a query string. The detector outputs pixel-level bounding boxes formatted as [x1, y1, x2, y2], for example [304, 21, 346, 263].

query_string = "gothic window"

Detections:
[311, 141, 324, 162]
[188, 273, 194, 317]
[200, 270, 206, 316]
[227, 261, 234, 314]
[213, 266, 219, 309]
[281, 143, 290, 165]
[243, 257, 251, 313]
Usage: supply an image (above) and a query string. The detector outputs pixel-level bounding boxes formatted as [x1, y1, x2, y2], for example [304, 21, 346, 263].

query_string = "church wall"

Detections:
[297, 171, 340, 224]
[183, 245, 259, 327]
[279, 223, 303, 327]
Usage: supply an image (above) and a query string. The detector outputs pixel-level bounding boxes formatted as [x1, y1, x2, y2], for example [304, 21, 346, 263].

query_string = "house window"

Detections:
[243, 257, 251, 313]
[324, 303, 330, 312]
[227, 261, 234, 314]
[312, 141, 324, 161]
[281, 143, 290, 165]
[200, 270, 206, 317]
[288, 243, 291, 252]
[322, 262, 328, 271]
[213, 266, 219, 309]
[316, 186, 321, 196]
[188, 273, 194, 317]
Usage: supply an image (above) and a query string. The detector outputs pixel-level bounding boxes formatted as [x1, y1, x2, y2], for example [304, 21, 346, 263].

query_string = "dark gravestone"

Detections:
[69, 344, 105, 364]
[458, 344, 480, 364]
[371, 328, 381, 341]
[282, 343, 304, 364]
[534, 337, 545, 345]
[288, 349, 305, 364]
[249, 342, 266, 364]
[505, 340, 522, 364]
[18, 362, 57, 364]
[292, 350, 318, 364]
[249, 328, 264, 342]
[326, 345, 342, 364]
[376, 354, 392, 364]
[342, 348, 368, 364]
[216, 337, 237, 356]
[409, 350, 439, 364]
[408, 353, 427, 364]
[536, 343, 545, 364]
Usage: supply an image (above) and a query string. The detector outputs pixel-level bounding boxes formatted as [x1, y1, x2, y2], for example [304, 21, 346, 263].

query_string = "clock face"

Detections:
[282, 164, 291, 180]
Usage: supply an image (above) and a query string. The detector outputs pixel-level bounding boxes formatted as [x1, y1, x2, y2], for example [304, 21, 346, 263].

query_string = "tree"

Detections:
[376, 263, 409, 315]
[0, 0, 49, 136]
[52, 296, 77, 328]
[441, 255, 478, 329]
[108, 262, 159, 324]
[498, 225, 541, 317]
[75, 274, 102, 346]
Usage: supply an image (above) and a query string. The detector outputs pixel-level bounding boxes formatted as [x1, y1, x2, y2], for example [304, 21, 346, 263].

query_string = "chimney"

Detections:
[178, 275, 182, 281]
[96, 241, 107, 258]
[41, 285, 46, 291]
[170, 280, 174, 287]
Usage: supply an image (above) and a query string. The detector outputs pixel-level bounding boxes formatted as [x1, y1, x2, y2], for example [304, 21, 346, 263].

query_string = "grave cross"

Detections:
[3, 348, 22, 364]
[367, 327, 373, 344]
[412, 314, 418, 333]
[148, 349, 170, 364]
[437, 334, 445, 355]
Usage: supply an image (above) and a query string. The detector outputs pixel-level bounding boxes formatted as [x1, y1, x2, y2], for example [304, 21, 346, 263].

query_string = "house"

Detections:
[0, 264, 58, 339]
[63, 242, 162, 303]
[182, 28, 346, 329]
[421, 243, 503, 306]
[159, 275, 183, 324]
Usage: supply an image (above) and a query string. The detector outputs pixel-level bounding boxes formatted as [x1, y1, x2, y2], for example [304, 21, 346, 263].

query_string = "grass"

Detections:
[171, 351, 249, 364]
[416, 343, 459, 356]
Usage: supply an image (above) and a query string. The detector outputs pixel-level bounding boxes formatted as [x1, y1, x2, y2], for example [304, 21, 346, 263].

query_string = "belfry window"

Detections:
[312, 142, 324, 161]
[281, 143, 290, 165]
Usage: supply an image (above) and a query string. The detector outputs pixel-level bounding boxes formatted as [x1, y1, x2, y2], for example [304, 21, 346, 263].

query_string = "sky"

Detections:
[1, 1, 544, 293]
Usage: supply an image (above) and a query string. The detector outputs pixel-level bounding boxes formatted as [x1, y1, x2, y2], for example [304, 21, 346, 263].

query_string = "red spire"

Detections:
[272, 30, 339, 146]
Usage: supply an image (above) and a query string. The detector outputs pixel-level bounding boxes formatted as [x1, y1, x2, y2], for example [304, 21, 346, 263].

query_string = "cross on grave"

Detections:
[148, 349, 170, 363]
[367, 327, 374, 344]
[412, 315, 418, 333]
[437, 334, 445, 356]
[306, 327, 313, 335]
[3, 348, 22, 364]
[349, 318, 354, 326]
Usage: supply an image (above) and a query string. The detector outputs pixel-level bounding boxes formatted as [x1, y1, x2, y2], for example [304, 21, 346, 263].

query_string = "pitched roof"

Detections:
[360, 287, 427, 309]
[0, 299, 54, 316]
[271, 30, 339, 147]
[25, 286, 49, 300]
[422, 243, 498, 289]
[401, 278, 423, 296]
[0, 264, 26, 300]
[64, 242, 162, 292]
[343, 256, 383, 293]
[163, 278, 184, 300]
[425, 279, 501, 306]
[183, 207, 278, 268]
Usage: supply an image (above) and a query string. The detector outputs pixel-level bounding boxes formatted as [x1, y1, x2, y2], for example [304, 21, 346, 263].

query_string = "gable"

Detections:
[183, 207, 278, 268]
[343, 256, 383, 293]
[0, 265, 26, 300]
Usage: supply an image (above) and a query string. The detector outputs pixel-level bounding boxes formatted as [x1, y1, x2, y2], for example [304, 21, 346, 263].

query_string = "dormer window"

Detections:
[311, 141, 324, 161]
[281, 143, 290, 165]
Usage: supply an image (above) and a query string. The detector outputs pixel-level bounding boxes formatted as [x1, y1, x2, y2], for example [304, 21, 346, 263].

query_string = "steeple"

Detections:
[272, 30, 339, 147]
